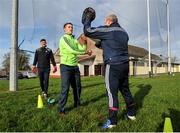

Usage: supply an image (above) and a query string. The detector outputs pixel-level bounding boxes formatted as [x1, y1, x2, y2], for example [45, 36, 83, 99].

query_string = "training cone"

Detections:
[37, 95, 43, 108]
[163, 117, 173, 132]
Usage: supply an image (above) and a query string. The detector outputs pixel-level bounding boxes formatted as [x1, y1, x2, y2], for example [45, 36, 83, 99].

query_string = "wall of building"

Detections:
[129, 61, 134, 75]
[156, 67, 167, 74]
[78, 64, 84, 76]
[89, 65, 94, 76]
[50, 62, 180, 77]
[172, 64, 180, 72]
[136, 66, 148, 75]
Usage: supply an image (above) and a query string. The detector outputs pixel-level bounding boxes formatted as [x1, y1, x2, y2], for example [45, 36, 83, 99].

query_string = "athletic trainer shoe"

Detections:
[102, 119, 116, 129]
[59, 111, 65, 117]
[43, 93, 48, 99]
[127, 114, 136, 120]
[41, 91, 45, 97]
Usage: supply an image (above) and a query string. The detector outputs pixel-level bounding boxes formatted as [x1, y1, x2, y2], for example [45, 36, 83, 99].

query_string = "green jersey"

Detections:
[59, 34, 87, 66]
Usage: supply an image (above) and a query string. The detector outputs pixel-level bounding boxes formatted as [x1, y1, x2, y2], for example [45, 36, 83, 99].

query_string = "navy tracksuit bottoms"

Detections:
[59, 64, 81, 113]
[105, 63, 135, 124]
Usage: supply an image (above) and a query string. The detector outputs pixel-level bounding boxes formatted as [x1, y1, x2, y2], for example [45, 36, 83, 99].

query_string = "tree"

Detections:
[2, 53, 10, 74]
[18, 51, 31, 70]
[2, 50, 31, 73]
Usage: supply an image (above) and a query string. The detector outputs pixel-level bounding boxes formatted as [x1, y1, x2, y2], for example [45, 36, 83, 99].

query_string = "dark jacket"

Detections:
[84, 20, 129, 65]
[33, 47, 56, 68]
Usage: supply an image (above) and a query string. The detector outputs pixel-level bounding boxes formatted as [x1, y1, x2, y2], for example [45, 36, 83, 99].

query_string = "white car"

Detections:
[23, 71, 37, 79]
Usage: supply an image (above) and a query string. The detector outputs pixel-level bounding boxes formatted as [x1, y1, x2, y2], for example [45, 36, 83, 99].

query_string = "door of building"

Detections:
[95, 65, 102, 76]
[133, 61, 137, 76]
[84, 65, 89, 76]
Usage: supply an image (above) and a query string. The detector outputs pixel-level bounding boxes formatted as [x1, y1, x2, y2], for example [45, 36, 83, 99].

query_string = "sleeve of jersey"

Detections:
[32, 50, 38, 66]
[74, 39, 87, 51]
[83, 21, 110, 40]
[61, 37, 86, 55]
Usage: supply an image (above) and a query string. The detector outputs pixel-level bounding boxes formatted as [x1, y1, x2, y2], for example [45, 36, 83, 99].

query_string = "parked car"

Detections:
[6, 72, 24, 80]
[0, 75, 7, 78]
[22, 71, 37, 79]
[0, 75, 8, 80]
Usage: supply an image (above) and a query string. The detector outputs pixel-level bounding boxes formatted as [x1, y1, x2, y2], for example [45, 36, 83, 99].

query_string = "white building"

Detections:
[50, 37, 180, 78]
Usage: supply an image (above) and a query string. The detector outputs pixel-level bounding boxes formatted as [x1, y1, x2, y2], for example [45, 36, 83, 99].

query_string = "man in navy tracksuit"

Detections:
[83, 14, 136, 128]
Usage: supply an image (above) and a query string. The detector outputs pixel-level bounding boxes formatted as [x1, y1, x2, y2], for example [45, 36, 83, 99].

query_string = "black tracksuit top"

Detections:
[33, 47, 56, 69]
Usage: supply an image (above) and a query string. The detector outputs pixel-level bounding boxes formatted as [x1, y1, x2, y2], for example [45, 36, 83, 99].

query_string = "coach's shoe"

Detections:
[42, 92, 48, 99]
[59, 111, 65, 117]
[74, 103, 81, 108]
[127, 114, 136, 121]
[102, 119, 116, 129]
[41, 91, 45, 97]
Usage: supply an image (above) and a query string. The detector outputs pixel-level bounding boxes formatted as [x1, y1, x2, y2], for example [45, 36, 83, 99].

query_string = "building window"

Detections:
[94, 65, 102, 76]
[84, 65, 89, 76]
[137, 61, 145, 66]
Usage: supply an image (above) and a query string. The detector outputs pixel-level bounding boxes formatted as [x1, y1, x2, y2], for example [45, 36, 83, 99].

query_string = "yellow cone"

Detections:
[37, 95, 43, 108]
[163, 117, 173, 132]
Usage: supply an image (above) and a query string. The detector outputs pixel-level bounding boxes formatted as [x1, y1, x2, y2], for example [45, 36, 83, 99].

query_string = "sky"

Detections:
[0, 0, 180, 68]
